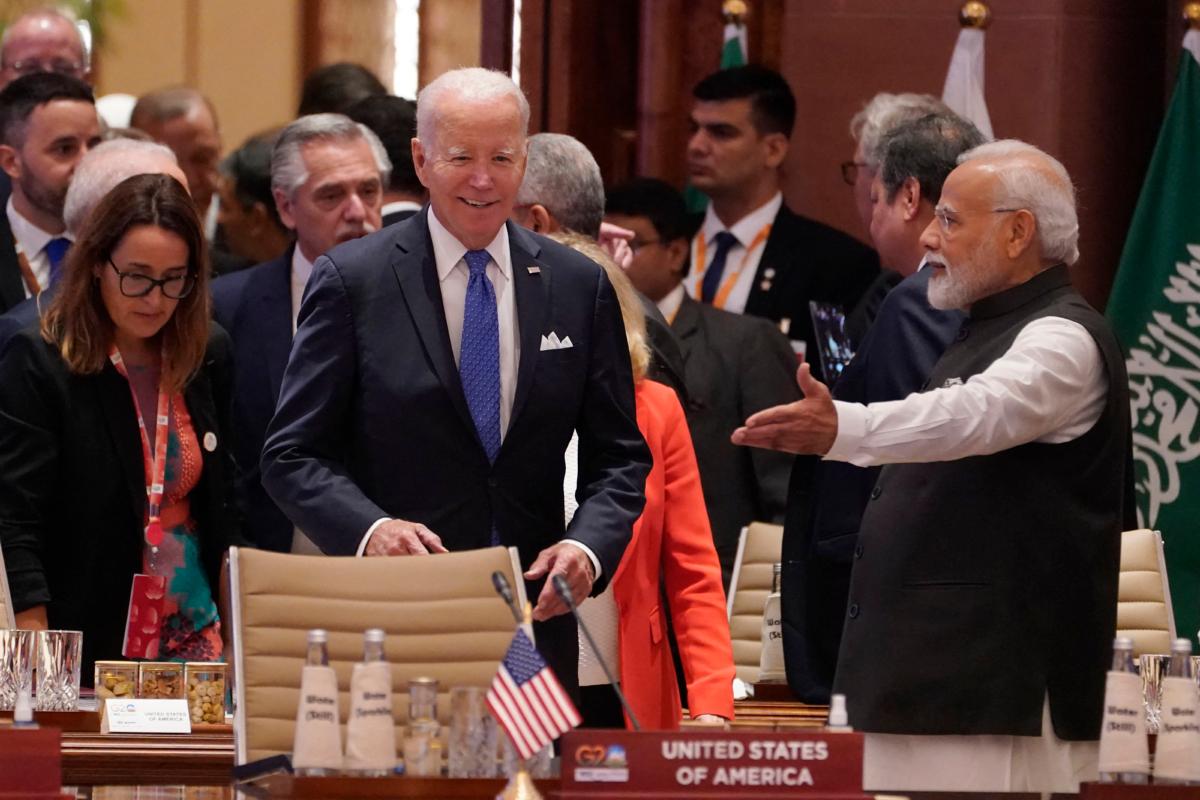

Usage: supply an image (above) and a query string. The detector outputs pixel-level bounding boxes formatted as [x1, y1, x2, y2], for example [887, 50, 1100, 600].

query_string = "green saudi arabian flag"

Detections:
[1107, 31, 1200, 645]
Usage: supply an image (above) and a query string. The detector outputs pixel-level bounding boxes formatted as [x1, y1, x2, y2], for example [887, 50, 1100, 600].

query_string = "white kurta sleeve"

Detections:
[823, 316, 1108, 468]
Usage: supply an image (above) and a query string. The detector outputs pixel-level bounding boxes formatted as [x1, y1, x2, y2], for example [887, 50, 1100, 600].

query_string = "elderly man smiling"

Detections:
[261, 68, 650, 698]
[734, 140, 1133, 793]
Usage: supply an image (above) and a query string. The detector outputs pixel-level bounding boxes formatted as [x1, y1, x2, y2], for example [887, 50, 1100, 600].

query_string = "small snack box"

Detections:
[94, 661, 138, 701]
[185, 662, 226, 725]
[138, 662, 185, 699]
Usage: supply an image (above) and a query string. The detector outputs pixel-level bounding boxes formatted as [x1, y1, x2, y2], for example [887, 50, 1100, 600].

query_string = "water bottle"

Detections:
[758, 563, 786, 683]
[293, 629, 343, 776]
[1153, 638, 1200, 785]
[1097, 636, 1149, 784]
[344, 629, 396, 776]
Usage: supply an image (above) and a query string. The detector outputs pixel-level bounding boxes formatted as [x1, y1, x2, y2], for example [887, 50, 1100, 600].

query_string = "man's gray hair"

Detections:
[850, 92, 952, 170]
[270, 112, 391, 198]
[878, 112, 985, 204]
[63, 138, 178, 236]
[130, 86, 213, 129]
[0, 7, 89, 68]
[415, 67, 529, 152]
[957, 139, 1080, 266]
[516, 133, 604, 238]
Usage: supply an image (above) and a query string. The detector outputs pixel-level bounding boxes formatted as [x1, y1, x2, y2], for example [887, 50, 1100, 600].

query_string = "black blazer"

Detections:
[261, 211, 651, 692]
[0, 325, 242, 676]
[211, 247, 294, 552]
[0, 198, 26, 314]
[781, 267, 963, 703]
[740, 204, 880, 383]
[672, 293, 800, 587]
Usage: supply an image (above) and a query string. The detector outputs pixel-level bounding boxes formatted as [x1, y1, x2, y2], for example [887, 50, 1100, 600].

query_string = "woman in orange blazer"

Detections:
[557, 234, 735, 730]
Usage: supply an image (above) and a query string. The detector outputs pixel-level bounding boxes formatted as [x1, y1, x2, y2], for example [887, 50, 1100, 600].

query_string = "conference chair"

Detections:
[725, 522, 784, 684]
[1117, 528, 1177, 657]
[228, 545, 527, 764]
[0, 544, 13, 628]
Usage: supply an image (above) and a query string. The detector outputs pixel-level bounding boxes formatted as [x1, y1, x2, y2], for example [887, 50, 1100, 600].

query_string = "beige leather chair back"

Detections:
[0, 544, 13, 628]
[1118, 528, 1177, 657]
[230, 545, 527, 764]
[726, 522, 783, 684]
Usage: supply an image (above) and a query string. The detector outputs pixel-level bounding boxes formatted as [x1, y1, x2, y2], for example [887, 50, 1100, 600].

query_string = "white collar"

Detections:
[427, 206, 511, 283]
[291, 244, 315, 286]
[657, 283, 686, 322]
[699, 191, 782, 247]
[6, 195, 67, 257]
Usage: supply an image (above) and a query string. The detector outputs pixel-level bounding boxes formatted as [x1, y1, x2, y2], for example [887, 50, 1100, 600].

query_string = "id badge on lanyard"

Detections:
[109, 346, 172, 659]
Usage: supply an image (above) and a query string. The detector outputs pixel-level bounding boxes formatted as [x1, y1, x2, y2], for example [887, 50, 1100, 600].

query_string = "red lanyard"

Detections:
[108, 345, 171, 551]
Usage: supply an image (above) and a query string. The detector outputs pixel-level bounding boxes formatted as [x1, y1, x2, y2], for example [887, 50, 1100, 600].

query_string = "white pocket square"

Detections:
[539, 332, 574, 351]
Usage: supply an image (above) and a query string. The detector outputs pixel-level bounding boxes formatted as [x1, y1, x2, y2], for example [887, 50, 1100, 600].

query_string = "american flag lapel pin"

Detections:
[527, 265, 541, 274]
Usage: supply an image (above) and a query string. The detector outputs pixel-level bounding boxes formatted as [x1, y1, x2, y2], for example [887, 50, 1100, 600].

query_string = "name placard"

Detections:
[559, 730, 866, 798]
[101, 698, 192, 734]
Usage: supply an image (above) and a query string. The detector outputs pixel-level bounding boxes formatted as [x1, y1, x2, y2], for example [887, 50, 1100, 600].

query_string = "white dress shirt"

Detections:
[7, 196, 67, 296]
[564, 432, 620, 686]
[684, 191, 782, 315]
[656, 283, 686, 325]
[290, 246, 315, 335]
[359, 210, 601, 578]
[825, 316, 1107, 467]
[428, 207, 519, 436]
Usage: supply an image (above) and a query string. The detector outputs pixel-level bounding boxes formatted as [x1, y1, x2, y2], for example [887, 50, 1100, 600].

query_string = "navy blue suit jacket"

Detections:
[781, 266, 963, 703]
[260, 211, 651, 690]
[211, 246, 295, 552]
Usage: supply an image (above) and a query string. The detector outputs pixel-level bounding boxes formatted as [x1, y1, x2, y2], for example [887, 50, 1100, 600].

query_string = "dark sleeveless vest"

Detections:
[832, 265, 1132, 740]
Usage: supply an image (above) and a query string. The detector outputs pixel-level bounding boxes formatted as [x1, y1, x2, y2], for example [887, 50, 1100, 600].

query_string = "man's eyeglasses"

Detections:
[932, 207, 1022, 234]
[1, 58, 86, 78]
[840, 160, 869, 186]
[108, 259, 196, 299]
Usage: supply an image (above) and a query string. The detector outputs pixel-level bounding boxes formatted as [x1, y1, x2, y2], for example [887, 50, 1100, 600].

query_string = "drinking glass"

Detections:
[36, 630, 82, 711]
[448, 686, 497, 778]
[0, 629, 35, 710]
[502, 735, 553, 778]
[1139, 653, 1169, 735]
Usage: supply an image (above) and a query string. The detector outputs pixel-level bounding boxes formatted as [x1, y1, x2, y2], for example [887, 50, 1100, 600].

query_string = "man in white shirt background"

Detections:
[211, 113, 389, 554]
[0, 71, 98, 313]
[734, 140, 1132, 793]
[685, 65, 879, 379]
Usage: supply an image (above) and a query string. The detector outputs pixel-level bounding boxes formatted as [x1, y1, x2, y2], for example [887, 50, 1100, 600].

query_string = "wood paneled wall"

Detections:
[519, 0, 1183, 309]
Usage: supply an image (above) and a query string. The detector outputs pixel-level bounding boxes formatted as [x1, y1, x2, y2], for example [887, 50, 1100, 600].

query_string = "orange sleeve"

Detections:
[654, 386, 736, 719]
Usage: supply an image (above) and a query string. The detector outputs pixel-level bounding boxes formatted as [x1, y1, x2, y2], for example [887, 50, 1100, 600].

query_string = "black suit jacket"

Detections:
[211, 247, 295, 552]
[261, 211, 651, 691]
[672, 294, 800, 587]
[382, 207, 420, 227]
[738, 204, 879, 383]
[0, 291, 45, 355]
[0, 325, 242, 677]
[781, 267, 962, 703]
[0, 194, 27, 314]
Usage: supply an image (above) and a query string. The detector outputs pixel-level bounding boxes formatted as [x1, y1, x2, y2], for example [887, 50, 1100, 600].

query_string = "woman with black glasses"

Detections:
[0, 173, 239, 677]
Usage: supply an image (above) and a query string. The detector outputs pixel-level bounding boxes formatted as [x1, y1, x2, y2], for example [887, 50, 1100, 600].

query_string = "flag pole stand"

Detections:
[497, 760, 542, 800]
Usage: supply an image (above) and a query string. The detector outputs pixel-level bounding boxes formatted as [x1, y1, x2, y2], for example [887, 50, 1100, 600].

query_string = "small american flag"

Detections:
[486, 628, 581, 759]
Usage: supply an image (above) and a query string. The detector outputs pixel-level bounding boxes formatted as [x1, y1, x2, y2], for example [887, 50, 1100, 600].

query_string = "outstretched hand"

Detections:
[731, 362, 838, 455]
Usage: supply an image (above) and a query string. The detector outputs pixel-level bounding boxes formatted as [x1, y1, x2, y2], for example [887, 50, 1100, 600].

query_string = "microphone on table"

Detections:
[491, 570, 523, 624]
[552, 573, 641, 731]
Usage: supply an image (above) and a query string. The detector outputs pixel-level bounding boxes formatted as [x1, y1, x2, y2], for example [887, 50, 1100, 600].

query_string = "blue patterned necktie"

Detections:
[44, 237, 70, 287]
[700, 231, 739, 304]
[460, 249, 501, 465]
